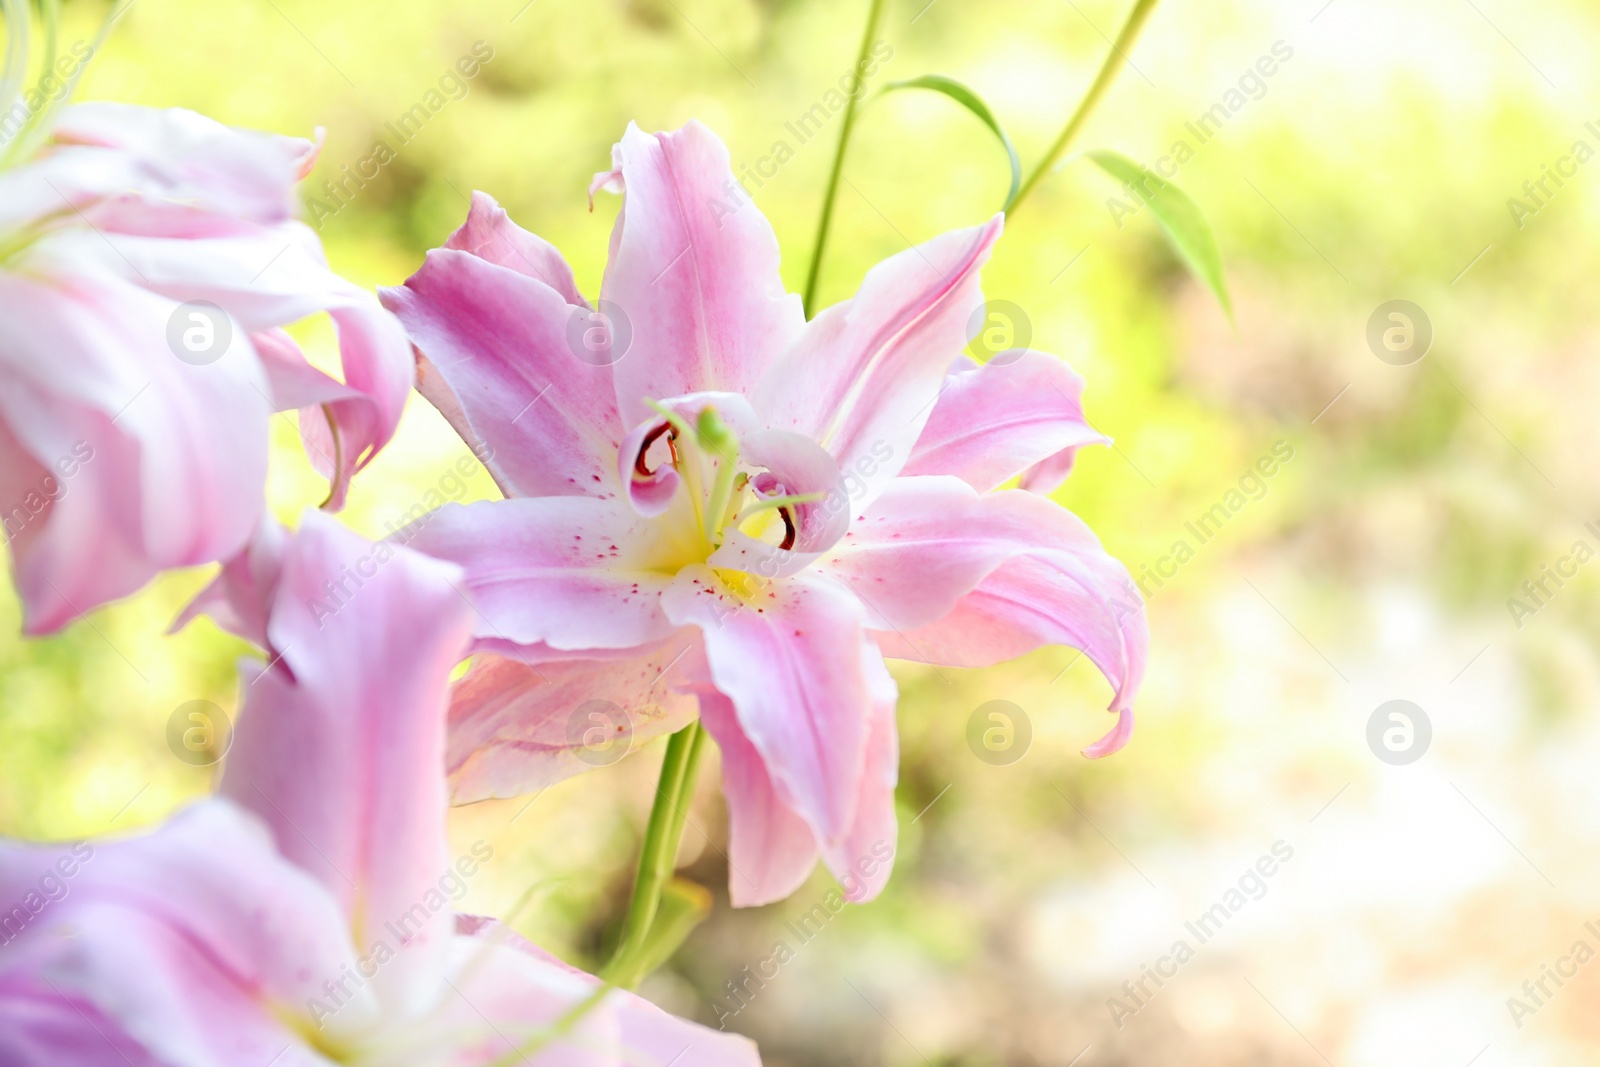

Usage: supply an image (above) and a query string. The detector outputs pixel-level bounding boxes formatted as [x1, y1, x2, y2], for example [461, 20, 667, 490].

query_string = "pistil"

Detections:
[696, 406, 740, 549]
[639, 400, 823, 558]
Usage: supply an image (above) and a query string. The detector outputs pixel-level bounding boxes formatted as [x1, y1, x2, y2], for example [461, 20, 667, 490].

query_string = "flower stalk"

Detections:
[1008, 0, 1162, 214]
[601, 721, 708, 989]
[800, 0, 888, 318]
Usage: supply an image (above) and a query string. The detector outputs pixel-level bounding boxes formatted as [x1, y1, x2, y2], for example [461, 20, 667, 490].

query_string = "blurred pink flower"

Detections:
[0, 103, 412, 635]
[378, 121, 1147, 907]
[0, 510, 759, 1067]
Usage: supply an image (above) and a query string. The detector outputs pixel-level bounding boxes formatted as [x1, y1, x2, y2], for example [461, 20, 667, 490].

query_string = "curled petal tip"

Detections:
[588, 137, 627, 210]
[1081, 703, 1134, 759]
[297, 127, 326, 180]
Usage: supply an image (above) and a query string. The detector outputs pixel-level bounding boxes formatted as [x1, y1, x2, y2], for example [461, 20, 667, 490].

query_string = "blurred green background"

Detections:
[6, 0, 1600, 1062]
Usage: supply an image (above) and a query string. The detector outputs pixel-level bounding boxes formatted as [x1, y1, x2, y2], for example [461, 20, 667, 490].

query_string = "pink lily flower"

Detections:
[378, 122, 1147, 908]
[0, 103, 412, 635]
[0, 510, 760, 1066]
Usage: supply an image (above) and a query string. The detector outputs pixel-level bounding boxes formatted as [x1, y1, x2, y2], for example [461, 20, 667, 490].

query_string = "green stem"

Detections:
[800, 0, 888, 317]
[657, 729, 705, 873]
[601, 722, 706, 988]
[1008, 0, 1161, 215]
[0, 0, 33, 127]
[3, 0, 133, 168]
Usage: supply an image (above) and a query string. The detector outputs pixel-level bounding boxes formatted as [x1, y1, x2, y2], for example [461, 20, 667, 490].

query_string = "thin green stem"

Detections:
[1008, 0, 1161, 215]
[0, 0, 32, 124]
[38, 0, 59, 104]
[4, 0, 134, 168]
[601, 722, 706, 989]
[656, 725, 706, 876]
[800, 0, 887, 317]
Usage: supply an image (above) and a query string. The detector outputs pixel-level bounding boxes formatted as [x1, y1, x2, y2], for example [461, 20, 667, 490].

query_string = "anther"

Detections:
[634, 422, 678, 477]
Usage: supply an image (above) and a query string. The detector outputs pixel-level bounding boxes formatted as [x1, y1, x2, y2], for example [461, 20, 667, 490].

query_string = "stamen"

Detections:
[730, 491, 824, 528]
[633, 422, 677, 477]
[719, 471, 749, 532]
[643, 399, 706, 536]
[644, 399, 697, 443]
[778, 506, 797, 551]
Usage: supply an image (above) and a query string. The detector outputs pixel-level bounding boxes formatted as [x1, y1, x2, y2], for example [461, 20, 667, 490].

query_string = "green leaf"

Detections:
[882, 75, 1021, 212]
[1084, 148, 1232, 318]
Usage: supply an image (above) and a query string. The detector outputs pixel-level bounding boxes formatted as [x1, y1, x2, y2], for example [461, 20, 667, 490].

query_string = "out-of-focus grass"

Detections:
[7, 0, 1600, 1062]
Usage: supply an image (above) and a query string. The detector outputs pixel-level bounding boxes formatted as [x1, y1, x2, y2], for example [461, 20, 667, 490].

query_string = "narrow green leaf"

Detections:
[1085, 148, 1232, 318]
[882, 74, 1022, 211]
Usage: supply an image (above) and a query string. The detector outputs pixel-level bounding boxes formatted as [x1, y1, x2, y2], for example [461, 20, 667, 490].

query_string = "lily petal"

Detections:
[662, 567, 871, 846]
[820, 646, 899, 903]
[252, 327, 363, 411]
[49, 101, 312, 227]
[0, 988, 165, 1067]
[756, 216, 1003, 505]
[888, 550, 1144, 758]
[298, 305, 414, 510]
[423, 931, 623, 1066]
[444, 191, 590, 307]
[0, 801, 372, 1064]
[32, 222, 413, 510]
[401, 497, 681, 652]
[220, 510, 474, 1016]
[594, 122, 805, 426]
[0, 265, 269, 634]
[698, 638, 897, 908]
[821, 476, 1146, 754]
[446, 637, 701, 805]
[903, 349, 1107, 493]
[169, 516, 286, 646]
[452, 918, 762, 1066]
[616, 414, 683, 517]
[381, 246, 623, 500]
[697, 688, 822, 908]
[0, 102, 310, 240]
